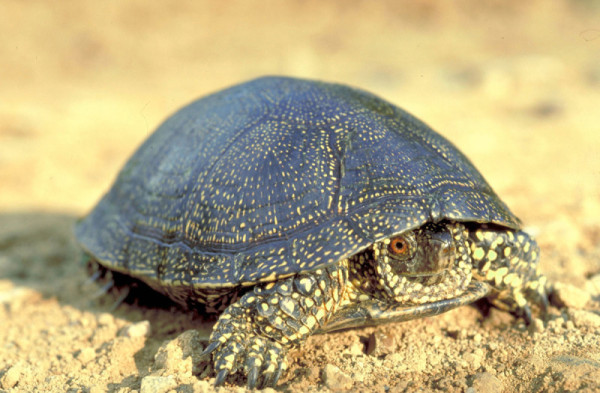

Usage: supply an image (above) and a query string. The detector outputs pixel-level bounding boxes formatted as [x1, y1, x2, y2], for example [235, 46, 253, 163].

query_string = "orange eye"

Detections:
[389, 237, 410, 255]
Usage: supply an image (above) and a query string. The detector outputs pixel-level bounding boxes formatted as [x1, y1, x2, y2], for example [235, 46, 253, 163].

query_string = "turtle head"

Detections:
[387, 223, 457, 286]
[360, 222, 473, 305]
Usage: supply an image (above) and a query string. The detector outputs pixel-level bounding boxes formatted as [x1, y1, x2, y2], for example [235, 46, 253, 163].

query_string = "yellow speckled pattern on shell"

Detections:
[75, 76, 520, 292]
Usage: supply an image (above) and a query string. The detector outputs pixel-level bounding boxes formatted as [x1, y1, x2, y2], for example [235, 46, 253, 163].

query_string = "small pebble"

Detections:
[347, 341, 364, 356]
[446, 327, 467, 340]
[191, 380, 213, 393]
[548, 317, 565, 334]
[565, 320, 575, 330]
[76, 347, 96, 365]
[0, 286, 40, 313]
[97, 312, 115, 326]
[567, 309, 600, 328]
[118, 320, 151, 338]
[551, 282, 591, 309]
[322, 364, 353, 390]
[463, 352, 483, 370]
[140, 375, 177, 393]
[528, 317, 545, 334]
[470, 372, 504, 393]
[584, 274, 600, 296]
[152, 330, 201, 375]
[384, 353, 405, 367]
[366, 331, 395, 356]
[0, 364, 22, 389]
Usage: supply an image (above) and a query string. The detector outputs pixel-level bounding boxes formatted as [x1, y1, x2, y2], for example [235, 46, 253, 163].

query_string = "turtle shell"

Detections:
[75, 76, 520, 291]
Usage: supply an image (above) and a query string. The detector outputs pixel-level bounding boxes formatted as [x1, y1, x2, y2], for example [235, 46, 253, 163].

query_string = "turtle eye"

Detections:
[388, 237, 410, 256]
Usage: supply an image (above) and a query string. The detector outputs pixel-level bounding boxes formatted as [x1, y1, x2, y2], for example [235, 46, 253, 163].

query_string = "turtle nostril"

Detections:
[441, 245, 456, 256]
[438, 246, 456, 267]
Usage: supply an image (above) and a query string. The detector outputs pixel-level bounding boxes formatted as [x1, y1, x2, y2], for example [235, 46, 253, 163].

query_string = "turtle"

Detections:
[75, 76, 548, 389]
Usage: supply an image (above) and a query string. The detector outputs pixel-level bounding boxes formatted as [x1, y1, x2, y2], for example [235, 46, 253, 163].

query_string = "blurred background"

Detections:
[1, 0, 599, 280]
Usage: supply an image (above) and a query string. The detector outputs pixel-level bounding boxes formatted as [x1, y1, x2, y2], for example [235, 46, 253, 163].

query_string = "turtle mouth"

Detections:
[394, 237, 455, 286]
[399, 270, 448, 285]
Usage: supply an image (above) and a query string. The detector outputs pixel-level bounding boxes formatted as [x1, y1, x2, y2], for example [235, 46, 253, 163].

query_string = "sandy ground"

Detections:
[2, 1, 600, 392]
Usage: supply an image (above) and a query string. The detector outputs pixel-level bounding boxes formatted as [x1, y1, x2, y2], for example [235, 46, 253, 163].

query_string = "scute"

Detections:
[75, 76, 520, 289]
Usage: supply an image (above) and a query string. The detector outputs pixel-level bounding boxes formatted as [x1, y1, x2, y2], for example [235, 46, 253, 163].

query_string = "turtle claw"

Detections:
[200, 340, 221, 359]
[521, 304, 533, 325]
[523, 276, 551, 322]
[92, 280, 114, 298]
[214, 369, 229, 387]
[271, 361, 285, 387]
[536, 284, 550, 316]
[247, 365, 259, 390]
[205, 327, 288, 388]
[86, 269, 102, 285]
[259, 341, 287, 388]
[109, 288, 129, 311]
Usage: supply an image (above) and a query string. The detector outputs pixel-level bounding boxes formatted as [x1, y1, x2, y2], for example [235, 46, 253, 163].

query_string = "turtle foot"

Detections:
[201, 302, 288, 389]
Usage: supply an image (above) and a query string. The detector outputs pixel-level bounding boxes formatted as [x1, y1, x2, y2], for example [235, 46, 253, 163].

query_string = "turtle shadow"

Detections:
[0, 212, 201, 325]
[0, 212, 215, 386]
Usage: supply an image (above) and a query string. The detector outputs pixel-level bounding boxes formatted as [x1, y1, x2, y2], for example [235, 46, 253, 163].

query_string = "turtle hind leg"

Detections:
[84, 259, 177, 310]
[202, 265, 346, 389]
[468, 225, 549, 322]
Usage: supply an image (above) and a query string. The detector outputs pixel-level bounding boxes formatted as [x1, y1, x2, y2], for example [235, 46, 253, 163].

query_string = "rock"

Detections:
[463, 349, 485, 371]
[551, 282, 591, 309]
[469, 372, 503, 393]
[567, 309, 600, 328]
[294, 366, 320, 383]
[585, 274, 600, 296]
[173, 330, 203, 359]
[152, 330, 202, 376]
[550, 355, 600, 391]
[0, 364, 22, 389]
[97, 312, 115, 326]
[76, 347, 96, 365]
[565, 320, 575, 330]
[389, 381, 413, 393]
[528, 317, 545, 334]
[347, 341, 364, 356]
[446, 327, 469, 340]
[548, 317, 565, 333]
[118, 320, 151, 338]
[140, 375, 177, 393]
[0, 285, 40, 313]
[322, 364, 353, 390]
[366, 331, 395, 357]
[191, 380, 213, 393]
[153, 341, 191, 376]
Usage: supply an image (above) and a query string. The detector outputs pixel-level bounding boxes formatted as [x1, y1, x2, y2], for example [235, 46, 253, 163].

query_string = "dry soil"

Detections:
[1, 1, 600, 392]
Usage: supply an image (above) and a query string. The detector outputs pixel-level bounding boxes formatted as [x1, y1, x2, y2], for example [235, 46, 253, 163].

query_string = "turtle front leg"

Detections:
[469, 225, 549, 322]
[202, 265, 347, 389]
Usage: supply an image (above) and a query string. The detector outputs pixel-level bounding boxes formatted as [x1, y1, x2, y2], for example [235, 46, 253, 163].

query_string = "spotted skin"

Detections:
[468, 224, 547, 321]
[203, 266, 346, 388]
[199, 222, 546, 388]
[74, 77, 548, 388]
[345, 222, 472, 305]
